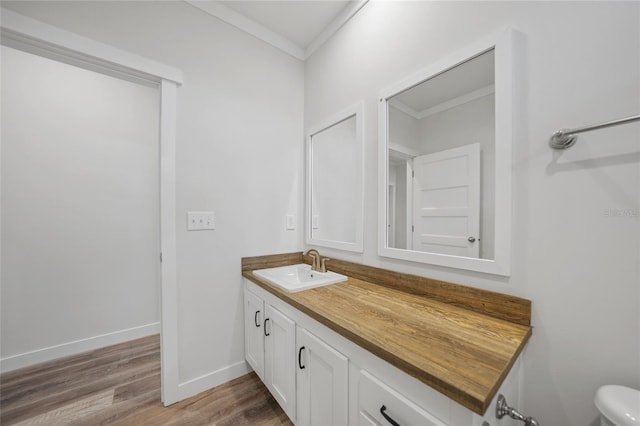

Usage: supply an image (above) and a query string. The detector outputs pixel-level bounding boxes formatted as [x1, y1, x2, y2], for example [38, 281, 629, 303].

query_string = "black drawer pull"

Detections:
[264, 318, 270, 336]
[380, 405, 401, 426]
[298, 346, 306, 369]
[254, 310, 260, 327]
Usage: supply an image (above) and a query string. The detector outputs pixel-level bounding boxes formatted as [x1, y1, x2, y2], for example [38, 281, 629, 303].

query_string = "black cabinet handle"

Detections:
[254, 310, 260, 327]
[380, 405, 401, 426]
[264, 318, 270, 336]
[298, 346, 305, 369]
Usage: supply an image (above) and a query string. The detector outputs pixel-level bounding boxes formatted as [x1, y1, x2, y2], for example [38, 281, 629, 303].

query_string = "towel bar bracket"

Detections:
[550, 130, 577, 149]
[496, 394, 539, 426]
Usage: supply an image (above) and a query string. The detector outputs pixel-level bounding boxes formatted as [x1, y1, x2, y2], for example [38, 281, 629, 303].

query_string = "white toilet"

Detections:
[595, 385, 640, 426]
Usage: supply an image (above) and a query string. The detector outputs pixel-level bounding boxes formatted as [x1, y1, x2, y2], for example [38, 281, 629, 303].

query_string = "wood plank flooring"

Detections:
[0, 335, 292, 425]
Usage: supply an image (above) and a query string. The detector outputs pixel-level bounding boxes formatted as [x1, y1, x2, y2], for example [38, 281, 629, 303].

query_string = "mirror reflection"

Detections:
[308, 111, 362, 251]
[386, 49, 495, 259]
[311, 115, 357, 243]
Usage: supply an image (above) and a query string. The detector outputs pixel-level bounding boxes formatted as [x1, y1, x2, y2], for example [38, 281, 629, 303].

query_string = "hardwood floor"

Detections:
[0, 335, 292, 425]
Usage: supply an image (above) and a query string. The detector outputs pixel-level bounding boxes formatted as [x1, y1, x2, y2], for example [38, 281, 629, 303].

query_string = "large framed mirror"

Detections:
[378, 29, 517, 275]
[307, 102, 364, 252]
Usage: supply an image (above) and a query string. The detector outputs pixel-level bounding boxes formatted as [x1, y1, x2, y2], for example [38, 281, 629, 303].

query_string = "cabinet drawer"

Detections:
[358, 370, 446, 426]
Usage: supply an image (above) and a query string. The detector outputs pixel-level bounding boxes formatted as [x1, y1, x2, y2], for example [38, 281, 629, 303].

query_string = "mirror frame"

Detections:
[306, 101, 365, 252]
[378, 28, 518, 276]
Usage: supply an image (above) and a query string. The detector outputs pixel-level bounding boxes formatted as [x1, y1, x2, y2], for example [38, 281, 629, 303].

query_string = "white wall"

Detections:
[305, 2, 639, 426]
[1, 45, 160, 370]
[1, 0, 304, 394]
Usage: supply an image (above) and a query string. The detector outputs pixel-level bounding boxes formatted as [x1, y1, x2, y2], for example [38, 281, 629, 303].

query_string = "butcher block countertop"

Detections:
[241, 252, 532, 415]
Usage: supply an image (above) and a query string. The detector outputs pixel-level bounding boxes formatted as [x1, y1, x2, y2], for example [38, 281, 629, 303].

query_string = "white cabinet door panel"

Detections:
[297, 327, 348, 426]
[244, 288, 264, 380]
[265, 304, 297, 423]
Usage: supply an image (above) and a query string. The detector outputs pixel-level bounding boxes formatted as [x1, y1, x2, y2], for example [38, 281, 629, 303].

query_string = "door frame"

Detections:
[1, 9, 183, 405]
[387, 183, 396, 246]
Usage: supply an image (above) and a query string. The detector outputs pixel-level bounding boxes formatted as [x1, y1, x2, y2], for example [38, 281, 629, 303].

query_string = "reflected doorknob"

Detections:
[468, 236, 476, 243]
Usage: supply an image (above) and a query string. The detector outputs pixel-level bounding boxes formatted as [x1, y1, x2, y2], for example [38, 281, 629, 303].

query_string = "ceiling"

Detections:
[185, 0, 368, 60]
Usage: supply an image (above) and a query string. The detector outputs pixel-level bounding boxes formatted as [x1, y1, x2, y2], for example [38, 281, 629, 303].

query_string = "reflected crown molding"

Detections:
[389, 84, 495, 120]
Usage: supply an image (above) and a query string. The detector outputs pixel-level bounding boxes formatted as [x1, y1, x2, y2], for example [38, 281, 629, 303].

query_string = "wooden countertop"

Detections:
[241, 253, 532, 415]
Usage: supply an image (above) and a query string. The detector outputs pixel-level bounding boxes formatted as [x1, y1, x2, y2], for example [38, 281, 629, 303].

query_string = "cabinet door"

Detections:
[358, 370, 446, 426]
[264, 304, 297, 423]
[244, 288, 264, 380]
[296, 327, 348, 426]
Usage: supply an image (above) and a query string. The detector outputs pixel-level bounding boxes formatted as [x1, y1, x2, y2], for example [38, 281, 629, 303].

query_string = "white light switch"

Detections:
[187, 211, 215, 231]
[286, 214, 296, 230]
[312, 215, 319, 229]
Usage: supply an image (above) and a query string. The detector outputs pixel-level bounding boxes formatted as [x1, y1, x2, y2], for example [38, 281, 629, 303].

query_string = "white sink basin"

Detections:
[253, 264, 347, 293]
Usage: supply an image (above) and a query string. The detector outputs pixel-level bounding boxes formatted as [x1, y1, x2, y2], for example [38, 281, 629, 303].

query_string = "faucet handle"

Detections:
[320, 258, 330, 273]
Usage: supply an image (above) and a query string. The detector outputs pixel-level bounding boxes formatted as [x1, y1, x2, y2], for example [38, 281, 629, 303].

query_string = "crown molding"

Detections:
[185, 0, 305, 60]
[185, 0, 368, 62]
[305, 0, 368, 59]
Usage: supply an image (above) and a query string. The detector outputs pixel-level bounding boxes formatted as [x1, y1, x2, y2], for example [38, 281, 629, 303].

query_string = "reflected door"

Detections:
[412, 143, 480, 257]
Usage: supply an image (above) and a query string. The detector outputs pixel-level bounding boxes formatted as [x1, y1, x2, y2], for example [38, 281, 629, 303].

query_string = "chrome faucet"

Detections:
[304, 249, 329, 273]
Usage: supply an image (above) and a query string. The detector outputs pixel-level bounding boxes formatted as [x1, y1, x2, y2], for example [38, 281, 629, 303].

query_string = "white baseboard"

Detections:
[0, 322, 160, 373]
[175, 360, 252, 403]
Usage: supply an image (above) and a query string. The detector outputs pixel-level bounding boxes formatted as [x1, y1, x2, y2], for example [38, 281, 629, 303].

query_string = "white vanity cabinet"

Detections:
[244, 287, 297, 422]
[244, 278, 523, 426]
[244, 285, 349, 425]
[296, 327, 349, 426]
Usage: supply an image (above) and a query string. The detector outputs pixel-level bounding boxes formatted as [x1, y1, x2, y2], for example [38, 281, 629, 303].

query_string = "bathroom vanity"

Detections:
[241, 252, 531, 426]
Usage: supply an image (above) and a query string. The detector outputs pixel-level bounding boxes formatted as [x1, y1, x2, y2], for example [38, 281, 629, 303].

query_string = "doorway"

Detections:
[1, 45, 160, 369]
[0, 10, 182, 404]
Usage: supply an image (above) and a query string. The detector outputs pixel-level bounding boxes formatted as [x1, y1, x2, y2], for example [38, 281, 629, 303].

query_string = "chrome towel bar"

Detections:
[549, 114, 640, 149]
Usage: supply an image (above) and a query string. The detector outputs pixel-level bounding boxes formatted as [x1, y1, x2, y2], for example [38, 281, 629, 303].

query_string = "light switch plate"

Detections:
[286, 214, 295, 230]
[187, 211, 215, 231]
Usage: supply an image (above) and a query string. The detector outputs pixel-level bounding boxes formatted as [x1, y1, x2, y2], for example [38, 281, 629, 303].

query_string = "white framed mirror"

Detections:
[378, 28, 517, 276]
[307, 102, 364, 252]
